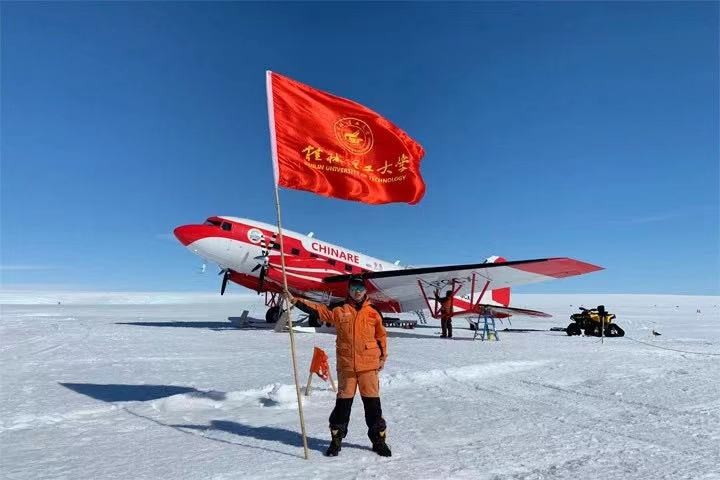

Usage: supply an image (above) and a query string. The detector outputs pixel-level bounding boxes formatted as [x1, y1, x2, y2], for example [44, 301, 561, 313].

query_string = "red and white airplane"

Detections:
[174, 216, 603, 325]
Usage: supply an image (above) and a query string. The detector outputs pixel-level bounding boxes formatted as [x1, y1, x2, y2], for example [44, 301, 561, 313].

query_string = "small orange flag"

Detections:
[309, 347, 330, 381]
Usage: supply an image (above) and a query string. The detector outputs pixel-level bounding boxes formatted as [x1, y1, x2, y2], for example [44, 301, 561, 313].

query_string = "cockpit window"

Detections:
[204, 219, 221, 226]
[221, 222, 232, 231]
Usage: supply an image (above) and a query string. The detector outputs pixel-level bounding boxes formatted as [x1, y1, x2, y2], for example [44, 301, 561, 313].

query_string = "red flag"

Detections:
[266, 71, 426, 205]
[309, 347, 330, 381]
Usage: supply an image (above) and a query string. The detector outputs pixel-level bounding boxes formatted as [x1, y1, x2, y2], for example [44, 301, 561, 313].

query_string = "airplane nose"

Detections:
[173, 225, 206, 246]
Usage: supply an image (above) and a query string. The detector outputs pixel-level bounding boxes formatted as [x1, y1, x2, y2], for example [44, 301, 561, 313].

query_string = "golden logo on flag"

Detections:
[334, 117, 373, 155]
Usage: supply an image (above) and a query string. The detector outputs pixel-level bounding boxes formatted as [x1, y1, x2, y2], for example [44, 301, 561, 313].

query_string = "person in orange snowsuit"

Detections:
[287, 277, 391, 457]
[434, 289, 454, 338]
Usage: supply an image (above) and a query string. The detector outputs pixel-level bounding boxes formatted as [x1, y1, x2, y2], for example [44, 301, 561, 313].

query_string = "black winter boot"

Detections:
[326, 398, 353, 457]
[362, 396, 391, 457]
[371, 429, 392, 457]
[325, 428, 344, 456]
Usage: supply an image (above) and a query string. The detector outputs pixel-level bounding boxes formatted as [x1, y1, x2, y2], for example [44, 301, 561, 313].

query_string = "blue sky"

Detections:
[1, 2, 718, 295]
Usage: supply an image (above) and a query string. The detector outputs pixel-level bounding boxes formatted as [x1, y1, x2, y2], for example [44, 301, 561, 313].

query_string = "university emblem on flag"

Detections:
[334, 117, 374, 155]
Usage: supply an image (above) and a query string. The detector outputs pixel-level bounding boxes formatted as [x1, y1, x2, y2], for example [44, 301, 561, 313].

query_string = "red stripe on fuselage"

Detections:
[176, 219, 367, 273]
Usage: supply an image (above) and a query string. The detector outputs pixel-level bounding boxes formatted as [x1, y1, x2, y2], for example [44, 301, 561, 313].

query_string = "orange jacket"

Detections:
[435, 294, 453, 318]
[296, 298, 387, 372]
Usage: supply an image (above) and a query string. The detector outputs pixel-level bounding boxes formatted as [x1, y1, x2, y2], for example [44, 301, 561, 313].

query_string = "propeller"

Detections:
[251, 233, 277, 293]
[219, 268, 231, 295]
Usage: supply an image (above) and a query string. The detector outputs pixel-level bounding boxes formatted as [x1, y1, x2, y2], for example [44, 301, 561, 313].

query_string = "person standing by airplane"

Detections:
[434, 289, 454, 338]
[285, 278, 391, 457]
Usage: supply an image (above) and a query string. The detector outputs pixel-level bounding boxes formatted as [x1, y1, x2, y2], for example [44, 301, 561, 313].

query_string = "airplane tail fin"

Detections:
[486, 256, 511, 306]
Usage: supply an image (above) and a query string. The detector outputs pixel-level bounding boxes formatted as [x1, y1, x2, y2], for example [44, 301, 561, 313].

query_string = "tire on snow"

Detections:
[605, 324, 625, 337]
[566, 323, 582, 336]
[265, 305, 283, 324]
[585, 325, 602, 337]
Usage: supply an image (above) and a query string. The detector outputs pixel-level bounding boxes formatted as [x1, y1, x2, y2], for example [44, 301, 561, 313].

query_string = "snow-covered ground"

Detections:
[1, 293, 719, 479]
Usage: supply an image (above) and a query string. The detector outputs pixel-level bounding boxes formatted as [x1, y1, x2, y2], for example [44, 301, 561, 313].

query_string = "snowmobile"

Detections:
[566, 305, 624, 337]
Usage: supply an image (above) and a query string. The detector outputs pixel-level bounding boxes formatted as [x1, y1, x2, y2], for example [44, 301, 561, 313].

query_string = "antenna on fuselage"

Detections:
[307, 232, 314, 238]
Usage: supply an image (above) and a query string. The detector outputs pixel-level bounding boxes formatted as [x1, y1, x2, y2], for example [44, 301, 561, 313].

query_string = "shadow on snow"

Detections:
[59, 382, 218, 402]
[385, 330, 477, 341]
[115, 317, 274, 331]
[173, 420, 370, 454]
[115, 321, 239, 330]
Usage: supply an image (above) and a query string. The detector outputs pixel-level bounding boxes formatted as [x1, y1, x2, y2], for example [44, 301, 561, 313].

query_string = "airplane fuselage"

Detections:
[174, 216, 508, 313]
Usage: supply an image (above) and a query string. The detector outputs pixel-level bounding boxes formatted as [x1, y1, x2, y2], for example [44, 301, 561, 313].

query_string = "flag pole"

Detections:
[273, 185, 310, 459]
[267, 70, 310, 460]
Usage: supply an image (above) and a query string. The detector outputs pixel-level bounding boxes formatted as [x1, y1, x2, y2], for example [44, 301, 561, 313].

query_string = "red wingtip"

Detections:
[513, 258, 604, 278]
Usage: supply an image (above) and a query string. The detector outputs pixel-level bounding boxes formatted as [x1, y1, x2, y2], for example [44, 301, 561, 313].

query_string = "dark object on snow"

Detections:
[382, 317, 417, 329]
[566, 323, 582, 336]
[566, 306, 624, 337]
[652, 330, 661, 336]
[501, 328, 547, 333]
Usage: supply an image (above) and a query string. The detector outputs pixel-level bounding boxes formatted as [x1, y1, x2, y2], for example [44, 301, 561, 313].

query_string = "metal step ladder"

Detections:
[414, 310, 428, 325]
[473, 312, 499, 341]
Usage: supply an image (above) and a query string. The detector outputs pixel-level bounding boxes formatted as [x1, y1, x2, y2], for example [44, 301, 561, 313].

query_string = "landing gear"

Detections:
[266, 305, 320, 327]
[265, 305, 283, 323]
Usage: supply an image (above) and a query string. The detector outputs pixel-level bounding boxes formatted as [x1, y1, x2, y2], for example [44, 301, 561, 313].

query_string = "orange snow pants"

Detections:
[337, 370, 380, 399]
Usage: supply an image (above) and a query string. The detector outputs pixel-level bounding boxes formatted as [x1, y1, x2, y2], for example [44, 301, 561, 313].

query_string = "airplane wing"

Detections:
[323, 257, 602, 313]
[474, 305, 552, 318]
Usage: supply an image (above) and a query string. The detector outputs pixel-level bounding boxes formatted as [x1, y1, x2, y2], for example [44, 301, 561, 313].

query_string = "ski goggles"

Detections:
[348, 283, 366, 293]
